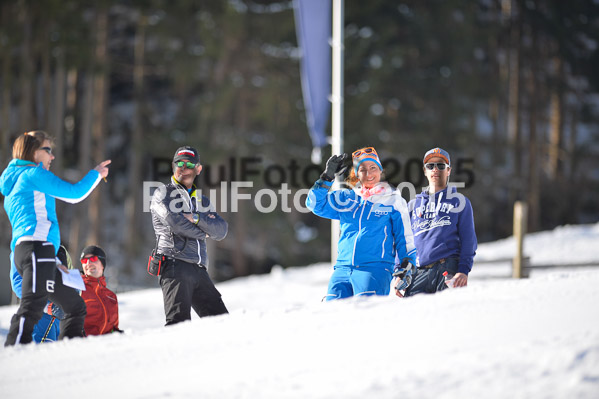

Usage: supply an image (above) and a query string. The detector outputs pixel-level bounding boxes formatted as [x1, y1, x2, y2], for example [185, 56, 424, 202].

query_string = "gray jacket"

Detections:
[150, 177, 227, 267]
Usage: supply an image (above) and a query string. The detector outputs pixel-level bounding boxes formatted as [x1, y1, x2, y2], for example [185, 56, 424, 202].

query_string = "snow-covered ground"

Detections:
[1, 223, 599, 398]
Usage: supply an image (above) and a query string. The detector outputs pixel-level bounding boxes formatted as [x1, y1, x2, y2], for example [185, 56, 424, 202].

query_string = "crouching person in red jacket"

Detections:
[80, 245, 122, 336]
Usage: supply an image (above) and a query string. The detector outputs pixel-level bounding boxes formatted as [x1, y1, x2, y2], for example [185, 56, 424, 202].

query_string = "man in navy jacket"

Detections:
[397, 148, 477, 297]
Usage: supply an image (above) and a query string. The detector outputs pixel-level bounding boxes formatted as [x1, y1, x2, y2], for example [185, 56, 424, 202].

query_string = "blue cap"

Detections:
[423, 147, 450, 166]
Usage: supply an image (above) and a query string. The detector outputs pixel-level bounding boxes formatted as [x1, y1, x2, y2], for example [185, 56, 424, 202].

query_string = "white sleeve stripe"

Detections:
[53, 174, 102, 204]
[394, 194, 416, 254]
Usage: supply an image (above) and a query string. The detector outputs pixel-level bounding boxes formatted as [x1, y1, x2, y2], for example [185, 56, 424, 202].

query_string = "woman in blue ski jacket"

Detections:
[0, 130, 110, 346]
[306, 147, 417, 300]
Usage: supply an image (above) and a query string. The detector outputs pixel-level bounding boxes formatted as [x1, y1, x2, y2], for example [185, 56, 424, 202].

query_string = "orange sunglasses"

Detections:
[352, 147, 378, 159]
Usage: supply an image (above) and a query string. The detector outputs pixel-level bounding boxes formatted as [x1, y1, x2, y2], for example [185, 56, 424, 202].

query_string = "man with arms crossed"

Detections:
[150, 146, 229, 324]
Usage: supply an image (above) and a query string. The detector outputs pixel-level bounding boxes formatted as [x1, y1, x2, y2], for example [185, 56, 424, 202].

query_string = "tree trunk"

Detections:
[1, 39, 12, 166]
[124, 14, 147, 276]
[548, 56, 564, 180]
[70, 68, 95, 254]
[18, 4, 35, 131]
[232, 203, 249, 276]
[58, 67, 79, 253]
[51, 49, 66, 175]
[0, 3, 14, 251]
[568, 104, 579, 182]
[65, 68, 78, 147]
[89, 8, 109, 245]
[506, 0, 522, 200]
[526, 26, 541, 233]
[231, 84, 250, 277]
[40, 19, 51, 128]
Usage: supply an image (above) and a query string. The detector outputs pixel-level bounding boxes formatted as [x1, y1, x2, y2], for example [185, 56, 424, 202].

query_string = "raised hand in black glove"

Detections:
[320, 153, 349, 182]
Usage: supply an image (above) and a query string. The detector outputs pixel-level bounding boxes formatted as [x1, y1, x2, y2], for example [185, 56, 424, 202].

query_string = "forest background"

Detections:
[1, 0, 598, 302]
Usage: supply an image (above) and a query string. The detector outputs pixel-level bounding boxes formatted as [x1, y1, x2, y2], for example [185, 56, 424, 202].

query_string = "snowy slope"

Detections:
[1, 223, 599, 399]
[476, 222, 599, 265]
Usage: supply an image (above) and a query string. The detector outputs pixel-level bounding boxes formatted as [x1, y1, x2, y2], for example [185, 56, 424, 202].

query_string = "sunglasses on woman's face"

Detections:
[40, 147, 52, 155]
[352, 147, 377, 158]
[176, 161, 197, 169]
[81, 255, 101, 264]
[424, 162, 449, 171]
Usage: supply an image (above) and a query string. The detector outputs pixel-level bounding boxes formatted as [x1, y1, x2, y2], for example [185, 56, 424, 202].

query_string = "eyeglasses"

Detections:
[175, 161, 197, 169]
[424, 163, 449, 171]
[40, 147, 52, 155]
[352, 147, 378, 159]
[81, 255, 102, 264]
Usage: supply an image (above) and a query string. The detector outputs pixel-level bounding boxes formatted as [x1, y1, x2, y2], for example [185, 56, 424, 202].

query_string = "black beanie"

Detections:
[80, 245, 107, 268]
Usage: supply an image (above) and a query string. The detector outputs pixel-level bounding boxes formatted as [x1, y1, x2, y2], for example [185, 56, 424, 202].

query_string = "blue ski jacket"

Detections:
[306, 180, 417, 270]
[0, 159, 101, 254]
[408, 186, 477, 274]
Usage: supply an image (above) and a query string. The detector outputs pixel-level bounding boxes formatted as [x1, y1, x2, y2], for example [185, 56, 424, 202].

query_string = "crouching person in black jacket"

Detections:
[150, 146, 229, 326]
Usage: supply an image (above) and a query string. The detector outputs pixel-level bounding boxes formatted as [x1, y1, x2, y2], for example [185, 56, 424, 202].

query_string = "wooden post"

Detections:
[513, 201, 528, 278]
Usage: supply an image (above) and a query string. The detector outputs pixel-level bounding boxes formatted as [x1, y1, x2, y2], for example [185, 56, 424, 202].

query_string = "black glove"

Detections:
[320, 153, 349, 182]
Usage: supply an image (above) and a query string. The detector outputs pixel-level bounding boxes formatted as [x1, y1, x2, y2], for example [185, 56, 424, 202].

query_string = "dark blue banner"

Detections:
[294, 0, 331, 152]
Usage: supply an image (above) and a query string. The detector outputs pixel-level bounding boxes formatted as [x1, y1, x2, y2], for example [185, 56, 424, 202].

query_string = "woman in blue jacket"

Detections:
[0, 131, 110, 346]
[306, 147, 417, 300]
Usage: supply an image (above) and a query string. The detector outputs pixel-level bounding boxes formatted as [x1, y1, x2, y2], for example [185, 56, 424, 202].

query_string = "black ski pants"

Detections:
[5, 241, 86, 346]
[160, 258, 228, 326]
[404, 257, 459, 297]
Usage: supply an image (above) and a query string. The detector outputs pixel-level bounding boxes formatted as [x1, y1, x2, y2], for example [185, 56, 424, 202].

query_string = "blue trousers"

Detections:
[325, 265, 393, 301]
